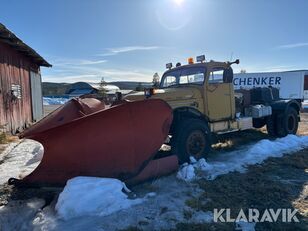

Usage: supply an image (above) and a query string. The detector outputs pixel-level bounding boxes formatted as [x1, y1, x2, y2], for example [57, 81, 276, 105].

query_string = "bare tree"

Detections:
[240, 69, 247, 74]
[98, 77, 108, 98]
[152, 72, 160, 88]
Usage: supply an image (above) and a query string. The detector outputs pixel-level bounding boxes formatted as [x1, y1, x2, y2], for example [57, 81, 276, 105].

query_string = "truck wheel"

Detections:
[266, 115, 277, 137]
[171, 119, 211, 163]
[253, 118, 266, 128]
[276, 107, 299, 137]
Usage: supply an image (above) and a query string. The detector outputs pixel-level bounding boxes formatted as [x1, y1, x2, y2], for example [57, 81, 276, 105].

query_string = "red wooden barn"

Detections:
[0, 23, 51, 134]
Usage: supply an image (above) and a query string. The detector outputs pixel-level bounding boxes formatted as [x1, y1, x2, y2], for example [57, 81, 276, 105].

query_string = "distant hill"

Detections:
[42, 81, 153, 96]
[42, 82, 71, 96]
[108, 81, 152, 90]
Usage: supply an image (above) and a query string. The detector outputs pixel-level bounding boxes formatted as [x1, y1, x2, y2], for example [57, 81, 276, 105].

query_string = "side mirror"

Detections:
[229, 59, 240, 65]
[223, 67, 234, 83]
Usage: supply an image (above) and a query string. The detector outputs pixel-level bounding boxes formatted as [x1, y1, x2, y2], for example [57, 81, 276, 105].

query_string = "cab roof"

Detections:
[163, 60, 231, 76]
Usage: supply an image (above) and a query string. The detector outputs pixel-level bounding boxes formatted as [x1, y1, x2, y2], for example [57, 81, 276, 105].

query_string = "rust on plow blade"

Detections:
[8, 98, 178, 187]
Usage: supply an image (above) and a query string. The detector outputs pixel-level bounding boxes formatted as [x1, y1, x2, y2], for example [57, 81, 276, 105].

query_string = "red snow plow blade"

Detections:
[9, 98, 177, 187]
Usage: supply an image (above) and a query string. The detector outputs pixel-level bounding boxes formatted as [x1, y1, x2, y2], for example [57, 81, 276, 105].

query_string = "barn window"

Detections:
[11, 84, 22, 99]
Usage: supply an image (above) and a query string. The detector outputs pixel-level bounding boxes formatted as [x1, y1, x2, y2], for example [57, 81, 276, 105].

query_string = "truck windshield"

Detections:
[160, 67, 206, 88]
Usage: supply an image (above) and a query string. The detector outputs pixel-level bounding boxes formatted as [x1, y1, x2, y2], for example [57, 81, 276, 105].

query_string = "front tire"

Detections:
[171, 118, 211, 163]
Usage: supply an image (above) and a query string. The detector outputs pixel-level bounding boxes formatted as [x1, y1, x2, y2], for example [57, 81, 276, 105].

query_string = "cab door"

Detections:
[205, 67, 235, 121]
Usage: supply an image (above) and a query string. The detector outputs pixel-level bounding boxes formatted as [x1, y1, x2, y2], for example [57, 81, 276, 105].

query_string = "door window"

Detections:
[162, 75, 177, 88]
[160, 67, 206, 88]
[208, 69, 224, 84]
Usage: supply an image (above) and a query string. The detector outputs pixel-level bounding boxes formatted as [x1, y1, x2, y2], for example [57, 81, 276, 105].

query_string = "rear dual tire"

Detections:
[266, 107, 298, 137]
[253, 118, 266, 129]
[276, 107, 298, 137]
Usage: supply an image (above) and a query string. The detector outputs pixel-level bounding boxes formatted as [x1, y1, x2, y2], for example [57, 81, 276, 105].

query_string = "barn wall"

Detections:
[0, 42, 40, 133]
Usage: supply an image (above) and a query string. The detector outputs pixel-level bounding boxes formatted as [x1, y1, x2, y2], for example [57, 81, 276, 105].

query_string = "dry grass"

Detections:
[0, 124, 17, 154]
[0, 134, 18, 153]
[0, 183, 61, 207]
[0, 125, 7, 144]
[180, 150, 308, 230]
[0, 131, 7, 144]
[176, 115, 308, 230]
[298, 113, 308, 136]
[293, 183, 308, 217]
[212, 129, 268, 153]
[0, 131, 18, 145]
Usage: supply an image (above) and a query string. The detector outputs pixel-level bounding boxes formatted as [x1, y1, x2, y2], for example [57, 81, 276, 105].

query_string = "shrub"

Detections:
[0, 125, 7, 144]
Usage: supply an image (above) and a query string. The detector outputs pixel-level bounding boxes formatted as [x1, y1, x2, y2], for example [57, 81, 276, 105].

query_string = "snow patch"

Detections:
[177, 135, 308, 181]
[55, 177, 143, 220]
[43, 97, 69, 105]
[189, 210, 213, 223]
[33, 174, 203, 230]
[0, 198, 45, 231]
[0, 140, 43, 185]
[177, 163, 196, 182]
[145, 192, 157, 198]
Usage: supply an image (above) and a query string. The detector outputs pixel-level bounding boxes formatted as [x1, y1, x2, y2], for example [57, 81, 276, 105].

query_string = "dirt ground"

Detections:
[173, 113, 308, 230]
[0, 136, 18, 156]
[299, 112, 308, 136]
[0, 113, 307, 230]
[137, 114, 308, 230]
[175, 149, 308, 230]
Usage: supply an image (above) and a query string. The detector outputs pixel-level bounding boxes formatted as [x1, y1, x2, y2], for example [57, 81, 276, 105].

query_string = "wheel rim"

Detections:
[186, 130, 206, 159]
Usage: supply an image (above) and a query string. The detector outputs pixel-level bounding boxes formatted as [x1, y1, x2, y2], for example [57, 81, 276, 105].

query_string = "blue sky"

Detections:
[1, 0, 308, 82]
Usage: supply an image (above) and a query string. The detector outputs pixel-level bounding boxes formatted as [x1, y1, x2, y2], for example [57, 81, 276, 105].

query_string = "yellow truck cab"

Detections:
[125, 55, 301, 162]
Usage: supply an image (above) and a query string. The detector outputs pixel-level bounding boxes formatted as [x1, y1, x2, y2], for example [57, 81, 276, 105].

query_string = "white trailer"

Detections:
[233, 70, 308, 100]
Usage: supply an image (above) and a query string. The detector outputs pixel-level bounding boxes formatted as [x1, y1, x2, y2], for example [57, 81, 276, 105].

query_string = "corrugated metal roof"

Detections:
[0, 23, 51, 67]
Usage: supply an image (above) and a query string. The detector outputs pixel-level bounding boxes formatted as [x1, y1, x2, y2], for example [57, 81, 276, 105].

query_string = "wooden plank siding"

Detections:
[0, 42, 40, 133]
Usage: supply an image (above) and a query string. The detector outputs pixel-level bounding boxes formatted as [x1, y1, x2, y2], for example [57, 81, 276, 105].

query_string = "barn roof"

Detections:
[0, 23, 51, 67]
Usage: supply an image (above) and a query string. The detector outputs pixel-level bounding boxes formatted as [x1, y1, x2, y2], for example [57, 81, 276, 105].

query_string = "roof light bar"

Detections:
[166, 63, 173, 69]
[188, 57, 194, 64]
[196, 55, 205, 63]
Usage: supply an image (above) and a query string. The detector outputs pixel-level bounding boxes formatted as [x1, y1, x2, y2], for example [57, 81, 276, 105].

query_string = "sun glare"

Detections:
[173, 0, 184, 6]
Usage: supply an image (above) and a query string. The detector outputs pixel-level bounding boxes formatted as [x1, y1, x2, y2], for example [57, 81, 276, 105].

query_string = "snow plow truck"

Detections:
[8, 56, 301, 187]
[124, 56, 301, 163]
